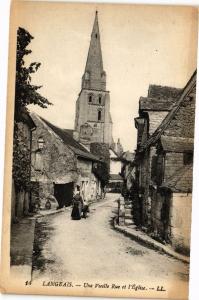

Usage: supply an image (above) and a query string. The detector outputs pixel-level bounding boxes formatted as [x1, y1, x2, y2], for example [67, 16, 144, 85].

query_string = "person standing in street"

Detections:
[71, 190, 83, 220]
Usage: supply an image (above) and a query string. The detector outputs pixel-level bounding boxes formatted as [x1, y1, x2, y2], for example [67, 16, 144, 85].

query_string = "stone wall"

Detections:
[164, 152, 184, 182]
[31, 115, 77, 208]
[31, 114, 77, 184]
[151, 190, 165, 238]
[75, 89, 112, 145]
[30, 114, 102, 208]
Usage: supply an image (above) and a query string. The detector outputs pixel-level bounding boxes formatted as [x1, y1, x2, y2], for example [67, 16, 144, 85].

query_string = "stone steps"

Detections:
[125, 219, 134, 226]
[124, 200, 133, 224]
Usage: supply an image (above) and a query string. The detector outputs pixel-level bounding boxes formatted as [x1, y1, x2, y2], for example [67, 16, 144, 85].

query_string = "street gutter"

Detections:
[113, 217, 190, 264]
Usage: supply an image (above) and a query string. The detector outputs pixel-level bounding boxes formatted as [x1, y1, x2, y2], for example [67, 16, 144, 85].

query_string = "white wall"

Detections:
[170, 192, 192, 254]
[110, 160, 121, 175]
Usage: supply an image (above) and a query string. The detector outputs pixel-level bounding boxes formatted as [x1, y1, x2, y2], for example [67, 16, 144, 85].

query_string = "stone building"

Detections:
[30, 113, 102, 210]
[133, 70, 196, 254]
[74, 11, 113, 148]
[134, 84, 182, 226]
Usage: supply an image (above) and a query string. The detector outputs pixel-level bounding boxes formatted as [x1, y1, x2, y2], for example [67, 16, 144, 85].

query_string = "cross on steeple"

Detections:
[82, 11, 106, 91]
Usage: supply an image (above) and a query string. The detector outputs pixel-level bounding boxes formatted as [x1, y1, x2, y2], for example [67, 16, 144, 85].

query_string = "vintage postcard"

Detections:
[0, 0, 198, 299]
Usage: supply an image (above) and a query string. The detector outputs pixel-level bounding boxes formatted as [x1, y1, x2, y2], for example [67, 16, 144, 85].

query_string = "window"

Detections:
[99, 95, 102, 104]
[38, 137, 44, 150]
[88, 95, 92, 103]
[95, 33, 98, 39]
[98, 110, 101, 121]
[35, 151, 43, 171]
[183, 153, 193, 165]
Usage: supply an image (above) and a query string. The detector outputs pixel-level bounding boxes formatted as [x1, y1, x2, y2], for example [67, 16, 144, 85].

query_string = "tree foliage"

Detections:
[15, 27, 52, 119]
[13, 27, 52, 192]
[90, 143, 110, 188]
[12, 121, 31, 192]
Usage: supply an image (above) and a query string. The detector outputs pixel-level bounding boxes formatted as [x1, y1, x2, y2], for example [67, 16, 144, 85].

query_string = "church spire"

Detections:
[82, 11, 106, 91]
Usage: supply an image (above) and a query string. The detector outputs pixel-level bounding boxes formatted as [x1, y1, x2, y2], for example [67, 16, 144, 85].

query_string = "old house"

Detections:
[30, 113, 102, 210]
[134, 71, 196, 254]
[134, 84, 182, 226]
[12, 111, 36, 221]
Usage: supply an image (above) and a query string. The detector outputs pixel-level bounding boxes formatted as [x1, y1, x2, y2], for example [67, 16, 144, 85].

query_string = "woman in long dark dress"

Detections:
[71, 192, 83, 220]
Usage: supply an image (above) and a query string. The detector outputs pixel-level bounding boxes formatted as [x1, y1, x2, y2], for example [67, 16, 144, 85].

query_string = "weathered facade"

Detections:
[151, 137, 193, 254]
[134, 84, 182, 226]
[31, 113, 102, 210]
[133, 71, 196, 254]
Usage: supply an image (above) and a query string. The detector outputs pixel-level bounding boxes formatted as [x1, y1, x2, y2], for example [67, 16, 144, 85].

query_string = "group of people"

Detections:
[71, 190, 89, 220]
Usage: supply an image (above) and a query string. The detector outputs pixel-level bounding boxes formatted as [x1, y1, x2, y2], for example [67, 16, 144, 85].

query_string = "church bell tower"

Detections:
[74, 11, 113, 147]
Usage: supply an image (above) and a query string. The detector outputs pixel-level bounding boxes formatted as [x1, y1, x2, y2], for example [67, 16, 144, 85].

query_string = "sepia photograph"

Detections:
[0, 1, 198, 299]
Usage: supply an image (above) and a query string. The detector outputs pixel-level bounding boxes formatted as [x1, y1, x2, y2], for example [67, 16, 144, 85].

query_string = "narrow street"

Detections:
[32, 193, 189, 289]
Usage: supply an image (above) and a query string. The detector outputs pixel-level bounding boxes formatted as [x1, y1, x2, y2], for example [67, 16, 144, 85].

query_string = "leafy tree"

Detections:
[13, 27, 52, 193]
[15, 27, 52, 119]
[12, 121, 31, 192]
[90, 143, 110, 188]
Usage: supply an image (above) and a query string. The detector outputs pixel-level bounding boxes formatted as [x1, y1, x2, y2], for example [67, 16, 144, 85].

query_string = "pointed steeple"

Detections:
[82, 11, 106, 91]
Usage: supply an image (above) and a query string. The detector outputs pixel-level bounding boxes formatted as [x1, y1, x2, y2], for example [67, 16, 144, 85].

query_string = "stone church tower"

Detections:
[74, 12, 113, 147]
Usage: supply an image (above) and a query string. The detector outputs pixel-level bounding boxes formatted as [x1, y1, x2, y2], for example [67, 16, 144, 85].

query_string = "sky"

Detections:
[11, 1, 198, 151]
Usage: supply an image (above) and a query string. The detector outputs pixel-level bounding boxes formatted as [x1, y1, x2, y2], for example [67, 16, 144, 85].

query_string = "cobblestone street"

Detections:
[31, 193, 189, 293]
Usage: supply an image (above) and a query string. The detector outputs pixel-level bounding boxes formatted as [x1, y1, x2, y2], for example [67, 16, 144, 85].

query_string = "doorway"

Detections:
[54, 182, 74, 208]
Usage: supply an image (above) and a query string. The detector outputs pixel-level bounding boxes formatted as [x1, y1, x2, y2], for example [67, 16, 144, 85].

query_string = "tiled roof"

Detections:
[160, 136, 194, 153]
[64, 129, 74, 136]
[139, 97, 176, 111]
[161, 164, 193, 192]
[41, 118, 100, 162]
[20, 108, 36, 129]
[140, 70, 196, 151]
[148, 85, 182, 99]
